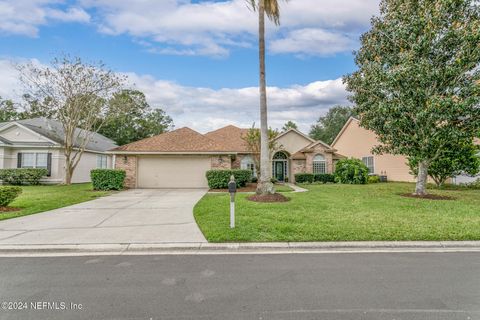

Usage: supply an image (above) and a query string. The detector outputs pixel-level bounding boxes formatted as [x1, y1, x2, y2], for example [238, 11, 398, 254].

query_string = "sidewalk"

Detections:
[1, 241, 479, 257]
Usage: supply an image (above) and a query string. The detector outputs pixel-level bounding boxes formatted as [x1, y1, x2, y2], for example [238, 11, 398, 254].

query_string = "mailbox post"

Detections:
[228, 175, 237, 229]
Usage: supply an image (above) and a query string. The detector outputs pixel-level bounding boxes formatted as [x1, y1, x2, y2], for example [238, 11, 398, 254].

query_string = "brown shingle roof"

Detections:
[205, 125, 251, 153]
[111, 127, 228, 152]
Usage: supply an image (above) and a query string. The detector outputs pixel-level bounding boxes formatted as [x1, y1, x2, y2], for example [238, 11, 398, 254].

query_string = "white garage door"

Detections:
[137, 156, 211, 188]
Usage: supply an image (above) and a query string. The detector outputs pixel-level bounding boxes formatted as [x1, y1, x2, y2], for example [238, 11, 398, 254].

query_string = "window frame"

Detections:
[20, 152, 50, 169]
[241, 155, 257, 177]
[312, 154, 326, 174]
[97, 155, 108, 169]
[362, 156, 375, 174]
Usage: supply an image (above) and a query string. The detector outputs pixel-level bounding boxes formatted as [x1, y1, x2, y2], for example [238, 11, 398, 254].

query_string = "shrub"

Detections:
[91, 169, 126, 190]
[334, 158, 369, 184]
[295, 173, 314, 183]
[251, 177, 258, 183]
[206, 170, 252, 189]
[368, 175, 381, 184]
[0, 168, 48, 185]
[0, 186, 22, 207]
[314, 173, 335, 184]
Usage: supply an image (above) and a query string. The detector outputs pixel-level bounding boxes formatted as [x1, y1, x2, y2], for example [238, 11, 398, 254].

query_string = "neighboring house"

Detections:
[453, 137, 480, 185]
[0, 118, 116, 184]
[109, 125, 343, 188]
[332, 117, 480, 183]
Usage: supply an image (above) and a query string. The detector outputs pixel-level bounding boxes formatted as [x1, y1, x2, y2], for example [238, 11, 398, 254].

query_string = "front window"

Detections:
[35, 153, 48, 169]
[241, 155, 256, 177]
[362, 156, 375, 174]
[313, 154, 326, 174]
[97, 155, 108, 169]
[21, 153, 35, 168]
[19, 153, 50, 176]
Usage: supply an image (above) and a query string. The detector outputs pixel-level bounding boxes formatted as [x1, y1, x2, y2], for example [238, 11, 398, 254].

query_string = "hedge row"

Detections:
[91, 169, 126, 190]
[0, 168, 48, 185]
[0, 186, 22, 207]
[294, 173, 335, 184]
[206, 169, 252, 189]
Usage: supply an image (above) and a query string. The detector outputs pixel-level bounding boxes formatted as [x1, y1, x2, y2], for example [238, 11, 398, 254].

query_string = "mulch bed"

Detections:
[247, 193, 290, 203]
[0, 207, 21, 212]
[400, 193, 454, 201]
[210, 183, 258, 193]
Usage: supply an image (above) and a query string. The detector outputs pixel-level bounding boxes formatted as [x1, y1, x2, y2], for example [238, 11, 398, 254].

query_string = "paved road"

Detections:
[0, 189, 207, 244]
[0, 252, 478, 320]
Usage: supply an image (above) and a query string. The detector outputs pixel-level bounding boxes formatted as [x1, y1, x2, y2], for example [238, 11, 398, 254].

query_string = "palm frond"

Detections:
[246, 0, 288, 25]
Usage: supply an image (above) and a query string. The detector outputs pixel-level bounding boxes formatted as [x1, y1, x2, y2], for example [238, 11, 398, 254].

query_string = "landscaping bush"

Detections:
[334, 158, 369, 184]
[206, 169, 252, 189]
[90, 169, 126, 190]
[294, 173, 314, 183]
[0, 186, 22, 207]
[0, 168, 48, 185]
[314, 173, 335, 184]
[368, 175, 381, 184]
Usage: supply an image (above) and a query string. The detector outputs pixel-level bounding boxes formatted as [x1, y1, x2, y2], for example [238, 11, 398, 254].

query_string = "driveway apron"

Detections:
[0, 189, 208, 245]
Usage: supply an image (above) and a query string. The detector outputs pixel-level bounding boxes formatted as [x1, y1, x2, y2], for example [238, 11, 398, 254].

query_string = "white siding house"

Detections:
[0, 118, 116, 184]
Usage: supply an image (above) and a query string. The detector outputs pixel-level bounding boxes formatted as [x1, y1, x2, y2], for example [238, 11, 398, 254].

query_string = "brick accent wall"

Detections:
[115, 155, 137, 188]
[211, 155, 232, 169]
[292, 159, 307, 178]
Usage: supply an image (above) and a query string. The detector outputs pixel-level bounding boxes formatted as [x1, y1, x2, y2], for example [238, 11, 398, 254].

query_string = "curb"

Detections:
[0, 241, 479, 256]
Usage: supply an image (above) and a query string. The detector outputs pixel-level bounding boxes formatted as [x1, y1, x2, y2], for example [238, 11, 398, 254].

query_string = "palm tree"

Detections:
[248, 0, 287, 195]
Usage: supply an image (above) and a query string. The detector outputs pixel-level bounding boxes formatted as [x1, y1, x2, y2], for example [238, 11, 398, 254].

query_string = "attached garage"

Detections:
[137, 155, 211, 188]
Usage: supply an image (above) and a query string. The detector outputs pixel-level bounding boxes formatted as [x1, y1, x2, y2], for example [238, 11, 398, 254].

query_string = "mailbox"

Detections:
[228, 180, 237, 194]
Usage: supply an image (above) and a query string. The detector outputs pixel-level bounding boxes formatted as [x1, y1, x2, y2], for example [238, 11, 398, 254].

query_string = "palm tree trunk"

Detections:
[256, 0, 274, 195]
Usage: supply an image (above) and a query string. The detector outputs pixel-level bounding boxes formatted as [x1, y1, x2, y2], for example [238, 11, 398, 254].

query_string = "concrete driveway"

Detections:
[0, 189, 207, 245]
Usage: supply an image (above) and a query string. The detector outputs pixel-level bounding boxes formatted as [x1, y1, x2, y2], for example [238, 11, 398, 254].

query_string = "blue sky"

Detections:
[0, 0, 379, 132]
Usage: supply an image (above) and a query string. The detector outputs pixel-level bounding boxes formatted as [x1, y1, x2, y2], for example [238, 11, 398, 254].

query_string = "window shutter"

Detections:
[17, 153, 22, 168]
[47, 153, 52, 177]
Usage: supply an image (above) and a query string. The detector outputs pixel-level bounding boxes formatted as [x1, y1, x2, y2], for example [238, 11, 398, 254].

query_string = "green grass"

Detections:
[0, 183, 111, 221]
[273, 184, 294, 192]
[194, 182, 480, 242]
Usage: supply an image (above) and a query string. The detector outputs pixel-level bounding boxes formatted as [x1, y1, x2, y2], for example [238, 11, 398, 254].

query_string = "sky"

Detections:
[0, 0, 380, 133]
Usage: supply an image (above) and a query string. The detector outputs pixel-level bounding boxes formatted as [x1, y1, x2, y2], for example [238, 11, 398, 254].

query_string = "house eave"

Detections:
[106, 151, 238, 155]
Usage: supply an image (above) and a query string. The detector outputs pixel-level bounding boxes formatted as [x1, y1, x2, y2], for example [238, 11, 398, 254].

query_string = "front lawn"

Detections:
[0, 183, 111, 221]
[194, 182, 480, 242]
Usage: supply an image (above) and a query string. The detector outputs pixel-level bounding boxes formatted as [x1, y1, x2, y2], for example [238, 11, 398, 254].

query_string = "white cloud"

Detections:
[0, 59, 22, 99]
[0, 0, 90, 36]
[270, 28, 357, 57]
[82, 0, 379, 57]
[126, 72, 349, 132]
[0, 58, 350, 133]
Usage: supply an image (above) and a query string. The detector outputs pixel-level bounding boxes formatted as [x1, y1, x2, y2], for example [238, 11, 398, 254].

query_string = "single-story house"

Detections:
[0, 118, 116, 184]
[109, 125, 343, 188]
[332, 117, 480, 183]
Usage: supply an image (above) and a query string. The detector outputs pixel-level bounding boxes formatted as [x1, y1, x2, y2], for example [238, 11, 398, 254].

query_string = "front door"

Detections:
[275, 161, 285, 181]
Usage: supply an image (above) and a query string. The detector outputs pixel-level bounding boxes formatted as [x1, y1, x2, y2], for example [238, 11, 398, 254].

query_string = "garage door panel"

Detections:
[137, 156, 210, 188]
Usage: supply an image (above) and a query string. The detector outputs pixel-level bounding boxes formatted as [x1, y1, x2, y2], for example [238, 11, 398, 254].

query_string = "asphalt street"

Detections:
[0, 252, 479, 320]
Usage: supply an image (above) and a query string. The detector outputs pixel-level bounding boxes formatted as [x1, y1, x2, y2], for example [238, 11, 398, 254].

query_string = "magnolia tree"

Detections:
[19, 56, 126, 184]
[344, 0, 480, 195]
[409, 141, 480, 187]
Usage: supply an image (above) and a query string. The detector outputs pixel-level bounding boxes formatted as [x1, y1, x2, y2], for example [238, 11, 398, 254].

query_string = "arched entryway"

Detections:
[272, 151, 289, 182]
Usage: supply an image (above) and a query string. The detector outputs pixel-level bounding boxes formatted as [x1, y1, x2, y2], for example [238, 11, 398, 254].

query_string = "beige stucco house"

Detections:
[109, 125, 343, 188]
[332, 117, 480, 183]
[0, 118, 116, 184]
